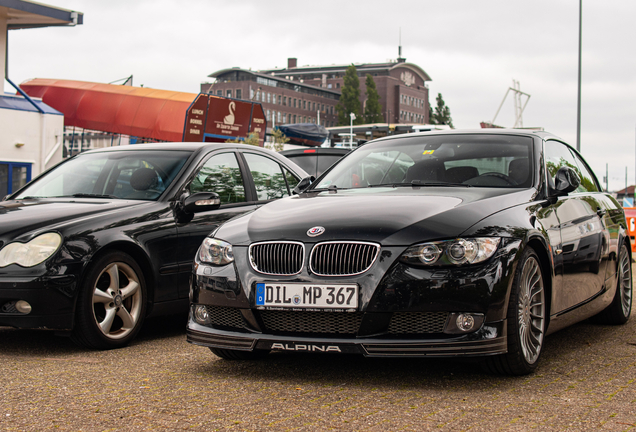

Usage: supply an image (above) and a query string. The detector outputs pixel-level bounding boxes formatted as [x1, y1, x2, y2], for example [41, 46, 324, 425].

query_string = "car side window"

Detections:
[571, 152, 599, 193]
[243, 153, 290, 200]
[284, 167, 301, 191]
[190, 153, 246, 204]
[544, 140, 587, 193]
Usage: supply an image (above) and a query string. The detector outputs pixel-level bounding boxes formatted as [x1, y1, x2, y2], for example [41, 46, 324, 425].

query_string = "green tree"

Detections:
[226, 132, 260, 146]
[429, 93, 454, 128]
[336, 64, 362, 126]
[363, 74, 383, 123]
[268, 128, 289, 152]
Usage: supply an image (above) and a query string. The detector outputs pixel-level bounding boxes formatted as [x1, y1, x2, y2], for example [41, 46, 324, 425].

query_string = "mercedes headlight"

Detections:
[0, 232, 63, 268]
[401, 237, 500, 266]
[198, 238, 234, 265]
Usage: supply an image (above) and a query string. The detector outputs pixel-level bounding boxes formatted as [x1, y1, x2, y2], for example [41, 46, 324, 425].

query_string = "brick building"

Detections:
[201, 69, 340, 129]
[262, 57, 431, 125]
[202, 56, 432, 130]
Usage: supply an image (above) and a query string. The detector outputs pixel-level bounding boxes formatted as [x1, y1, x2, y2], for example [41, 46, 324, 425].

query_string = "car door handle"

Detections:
[596, 208, 607, 217]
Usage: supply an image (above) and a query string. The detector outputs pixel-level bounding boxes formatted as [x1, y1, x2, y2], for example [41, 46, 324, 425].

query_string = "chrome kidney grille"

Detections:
[310, 241, 380, 276]
[249, 241, 304, 275]
[249, 241, 381, 276]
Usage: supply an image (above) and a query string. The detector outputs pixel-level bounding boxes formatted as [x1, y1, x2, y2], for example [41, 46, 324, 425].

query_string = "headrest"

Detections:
[130, 168, 158, 191]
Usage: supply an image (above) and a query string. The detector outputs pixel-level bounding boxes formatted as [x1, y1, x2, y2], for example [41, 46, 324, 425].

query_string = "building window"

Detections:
[267, 110, 270, 120]
[226, 89, 232, 98]
[312, 102, 316, 111]
[283, 113, 287, 123]
[336, 83, 340, 89]
[250, 89, 255, 99]
[278, 95, 282, 104]
[303, 100, 306, 110]
[293, 115, 296, 123]
[0, 162, 31, 197]
[217, 90, 223, 96]
[267, 93, 271, 103]
[283, 96, 287, 106]
[278, 112, 282, 123]
[236, 89, 242, 100]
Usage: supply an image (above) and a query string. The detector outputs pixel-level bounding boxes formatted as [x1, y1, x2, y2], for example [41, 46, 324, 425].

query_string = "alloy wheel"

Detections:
[92, 261, 143, 340]
[517, 256, 545, 365]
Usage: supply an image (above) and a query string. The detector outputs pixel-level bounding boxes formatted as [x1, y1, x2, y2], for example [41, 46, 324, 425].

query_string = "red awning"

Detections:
[20, 78, 197, 142]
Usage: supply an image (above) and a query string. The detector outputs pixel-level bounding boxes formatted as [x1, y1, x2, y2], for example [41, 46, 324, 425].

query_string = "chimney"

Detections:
[288, 58, 297, 69]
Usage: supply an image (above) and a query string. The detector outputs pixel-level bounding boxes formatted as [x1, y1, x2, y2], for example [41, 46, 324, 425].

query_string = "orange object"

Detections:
[623, 207, 636, 252]
[20, 78, 197, 142]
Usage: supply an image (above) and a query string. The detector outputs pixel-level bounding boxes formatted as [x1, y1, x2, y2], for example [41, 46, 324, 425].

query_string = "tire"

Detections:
[209, 347, 269, 360]
[71, 251, 147, 349]
[592, 242, 632, 325]
[483, 247, 546, 376]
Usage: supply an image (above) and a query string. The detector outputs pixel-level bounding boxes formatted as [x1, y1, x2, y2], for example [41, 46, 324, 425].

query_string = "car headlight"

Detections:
[0, 232, 63, 268]
[401, 237, 501, 266]
[198, 238, 234, 265]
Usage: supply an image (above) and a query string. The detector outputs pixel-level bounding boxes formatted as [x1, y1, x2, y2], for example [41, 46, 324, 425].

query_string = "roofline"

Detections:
[2, 0, 83, 29]
[207, 68, 341, 95]
[260, 61, 432, 82]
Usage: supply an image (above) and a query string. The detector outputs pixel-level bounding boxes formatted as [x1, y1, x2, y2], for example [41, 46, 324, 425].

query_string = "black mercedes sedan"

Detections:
[0, 143, 307, 349]
[187, 130, 633, 375]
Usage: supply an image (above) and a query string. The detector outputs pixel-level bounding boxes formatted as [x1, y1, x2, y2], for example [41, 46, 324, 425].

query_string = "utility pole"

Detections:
[576, 0, 582, 152]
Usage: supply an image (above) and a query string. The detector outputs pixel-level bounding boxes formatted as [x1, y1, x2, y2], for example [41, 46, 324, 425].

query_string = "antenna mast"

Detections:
[491, 80, 531, 128]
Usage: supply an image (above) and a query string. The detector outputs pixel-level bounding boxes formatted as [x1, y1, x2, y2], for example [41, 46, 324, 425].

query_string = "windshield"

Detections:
[15, 150, 191, 200]
[314, 134, 533, 190]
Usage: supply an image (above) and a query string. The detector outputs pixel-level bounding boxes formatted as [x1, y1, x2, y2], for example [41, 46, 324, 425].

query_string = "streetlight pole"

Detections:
[576, 0, 582, 152]
[349, 112, 356, 149]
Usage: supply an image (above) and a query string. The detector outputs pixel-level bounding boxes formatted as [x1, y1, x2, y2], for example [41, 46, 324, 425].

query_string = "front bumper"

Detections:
[186, 319, 507, 357]
[0, 273, 78, 330]
[187, 239, 521, 358]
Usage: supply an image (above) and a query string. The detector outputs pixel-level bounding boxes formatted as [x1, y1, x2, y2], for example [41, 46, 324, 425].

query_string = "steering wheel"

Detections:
[469, 172, 518, 186]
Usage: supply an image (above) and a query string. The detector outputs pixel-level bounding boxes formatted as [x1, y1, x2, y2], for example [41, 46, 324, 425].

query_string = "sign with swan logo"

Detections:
[182, 94, 266, 145]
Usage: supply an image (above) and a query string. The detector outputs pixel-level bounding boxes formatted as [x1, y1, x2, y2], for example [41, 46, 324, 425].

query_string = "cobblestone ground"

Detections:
[1, 308, 635, 431]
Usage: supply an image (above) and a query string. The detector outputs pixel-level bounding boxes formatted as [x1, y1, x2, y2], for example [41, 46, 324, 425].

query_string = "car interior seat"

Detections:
[127, 168, 160, 198]
[445, 166, 479, 183]
[404, 159, 445, 183]
[508, 158, 529, 185]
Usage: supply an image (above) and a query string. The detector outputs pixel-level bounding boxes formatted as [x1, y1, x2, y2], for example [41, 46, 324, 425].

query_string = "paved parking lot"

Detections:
[1, 307, 635, 431]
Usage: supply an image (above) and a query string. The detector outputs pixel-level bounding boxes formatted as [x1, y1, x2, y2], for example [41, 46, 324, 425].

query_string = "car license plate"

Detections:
[255, 282, 358, 310]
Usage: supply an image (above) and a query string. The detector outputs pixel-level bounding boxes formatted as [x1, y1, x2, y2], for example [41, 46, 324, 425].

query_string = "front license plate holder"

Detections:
[255, 282, 358, 310]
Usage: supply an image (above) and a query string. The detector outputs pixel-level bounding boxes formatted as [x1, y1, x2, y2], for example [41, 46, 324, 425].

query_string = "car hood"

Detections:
[217, 187, 537, 246]
[0, 199, 153, 242]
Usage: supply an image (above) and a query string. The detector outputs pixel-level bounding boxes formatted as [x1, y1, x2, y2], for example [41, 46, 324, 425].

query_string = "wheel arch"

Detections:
[72, 241, 157, 320]
[525, 235, 553, 329]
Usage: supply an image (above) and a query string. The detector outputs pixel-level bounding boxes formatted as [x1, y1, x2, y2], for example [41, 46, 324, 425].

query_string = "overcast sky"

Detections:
[5, 0, 635, 191]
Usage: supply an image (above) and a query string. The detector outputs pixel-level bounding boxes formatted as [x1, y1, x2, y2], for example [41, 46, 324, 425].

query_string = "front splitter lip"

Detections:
[186, 321, 508, 358]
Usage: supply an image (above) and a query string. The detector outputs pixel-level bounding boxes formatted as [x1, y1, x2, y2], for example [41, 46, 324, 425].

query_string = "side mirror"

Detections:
[553, 166, 580, 196]
[181, 192, 221, 213]
[292, 176, 316, 195]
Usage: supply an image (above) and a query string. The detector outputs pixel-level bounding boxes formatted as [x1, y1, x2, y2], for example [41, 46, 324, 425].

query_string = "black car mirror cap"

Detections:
[552, 166, 580, 197]
[182, 192, 221, 213]
[292, 176, 316, 195]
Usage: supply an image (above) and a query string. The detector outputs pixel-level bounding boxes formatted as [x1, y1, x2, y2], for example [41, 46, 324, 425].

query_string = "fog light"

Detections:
[456, 313, 475, 332]
[15, 300, 32, 314]
[194, 305, 210, 325]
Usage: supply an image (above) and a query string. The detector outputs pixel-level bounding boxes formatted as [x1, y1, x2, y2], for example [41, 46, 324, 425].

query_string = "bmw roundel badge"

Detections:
[307, 226, 325, 237]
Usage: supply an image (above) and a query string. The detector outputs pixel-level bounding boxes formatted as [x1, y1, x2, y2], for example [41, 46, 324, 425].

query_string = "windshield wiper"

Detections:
[368, 181, 472, 188]
[70, 193, 120, 199]
[311, 184, 350, 192]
